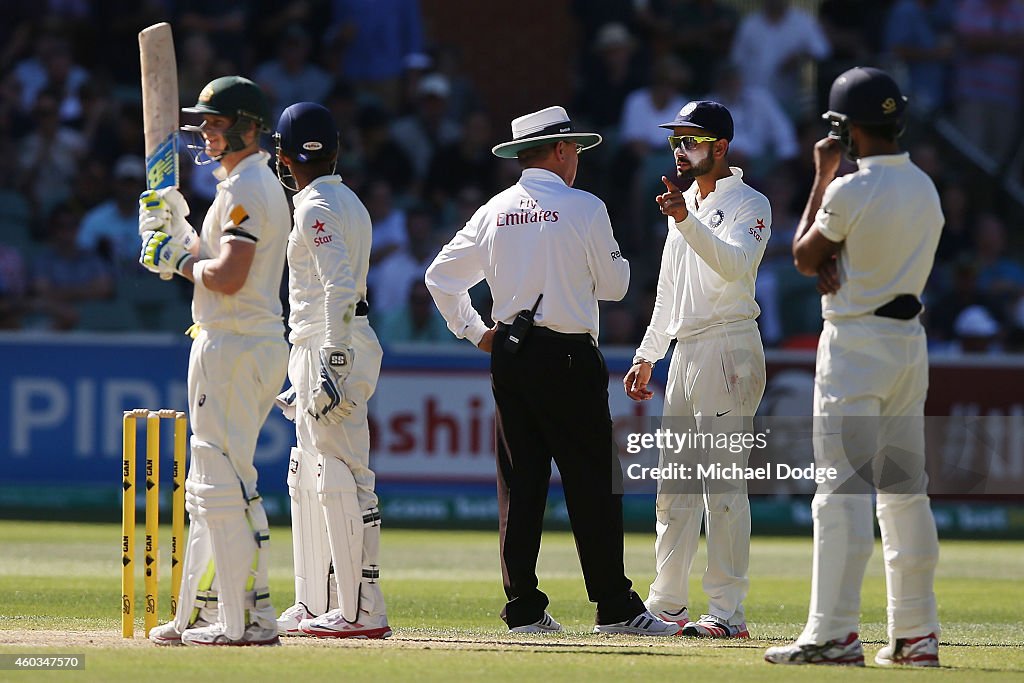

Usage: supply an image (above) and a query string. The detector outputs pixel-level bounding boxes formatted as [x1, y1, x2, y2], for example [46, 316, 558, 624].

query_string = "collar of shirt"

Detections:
[684, 166, 745, 204]
[213, 149, 272, 183]
[856, 152, 910, 170]
[294, 174, 342, 204]
[518, 167, 568, 187]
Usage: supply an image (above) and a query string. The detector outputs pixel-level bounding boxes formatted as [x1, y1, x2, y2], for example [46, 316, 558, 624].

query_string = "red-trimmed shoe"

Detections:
[651, 607, 689, 628]
[277, 602, 317, 636]
[299, 608, 392, 639]
[681, 613, 749, 639]
[875, 633, 939, 667]
[181, 622, 281, 647]
[764, 632, 865, 666]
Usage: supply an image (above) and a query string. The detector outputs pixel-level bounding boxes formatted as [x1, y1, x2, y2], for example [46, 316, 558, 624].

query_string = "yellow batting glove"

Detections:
[140, 230, 194, 278]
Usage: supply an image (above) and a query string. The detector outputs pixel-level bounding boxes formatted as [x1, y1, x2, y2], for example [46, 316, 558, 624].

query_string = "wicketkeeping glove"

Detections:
[308, 346, 356, 425]
[140, 230, 195, 278]
[139, 188, 199, 257]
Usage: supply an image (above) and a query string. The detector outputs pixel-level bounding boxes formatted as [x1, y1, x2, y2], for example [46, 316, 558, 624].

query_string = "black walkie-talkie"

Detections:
[503, 294, 543, 354]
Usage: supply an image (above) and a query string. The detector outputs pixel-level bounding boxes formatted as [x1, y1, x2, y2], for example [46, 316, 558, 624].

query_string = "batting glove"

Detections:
[308, 346, 356, 425]
[140, 230, 195, 278]
[139, 188, 199, 257]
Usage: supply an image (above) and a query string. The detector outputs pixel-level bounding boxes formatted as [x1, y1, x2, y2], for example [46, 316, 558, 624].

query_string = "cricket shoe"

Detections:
[148, 616, 211, 646]
[181, 622, 281, 647]
[875, 633, 939, 667]
[277, 602, 317, 636]
[593, 609, 682, 636]
[299, 608, 392, 639]
[764, 632, 865, 666]
[509, 612, 563, 634]
[650, 606, 689, 628]
[681, 613, 749, 639]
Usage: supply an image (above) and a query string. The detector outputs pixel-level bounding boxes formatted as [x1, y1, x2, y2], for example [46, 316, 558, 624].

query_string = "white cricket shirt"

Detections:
[193, 150, 290, 337]
[814, 153, 943, 320]
[287, 175, 371, 347]
[425, 167, 630, 344]
[635, 167, 771, 362]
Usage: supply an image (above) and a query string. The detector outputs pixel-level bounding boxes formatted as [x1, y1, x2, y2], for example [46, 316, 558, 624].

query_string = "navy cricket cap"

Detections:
[276, 102, 339, 163]
[659, 100, 734, 141]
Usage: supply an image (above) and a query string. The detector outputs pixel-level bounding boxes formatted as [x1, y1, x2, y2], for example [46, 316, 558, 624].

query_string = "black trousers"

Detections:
[491, 325, 645, 628]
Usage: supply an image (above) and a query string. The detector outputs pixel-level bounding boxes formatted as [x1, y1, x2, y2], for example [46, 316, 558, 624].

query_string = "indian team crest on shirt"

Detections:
[709, 209, 725, 228]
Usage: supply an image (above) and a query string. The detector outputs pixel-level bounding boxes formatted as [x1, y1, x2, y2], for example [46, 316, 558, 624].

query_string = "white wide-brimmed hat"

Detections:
[491, 106, 602, 159]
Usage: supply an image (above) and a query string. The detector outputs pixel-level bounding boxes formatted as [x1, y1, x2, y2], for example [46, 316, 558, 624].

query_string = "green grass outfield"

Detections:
[0, 520, 1021, 681]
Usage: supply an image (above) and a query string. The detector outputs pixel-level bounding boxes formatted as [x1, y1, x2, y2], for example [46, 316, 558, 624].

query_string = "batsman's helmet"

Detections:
[274, 102, 339, 191]
[181, 76, 270, 161]
[823, 66, 907, 147]
[276, 102, 339, 162]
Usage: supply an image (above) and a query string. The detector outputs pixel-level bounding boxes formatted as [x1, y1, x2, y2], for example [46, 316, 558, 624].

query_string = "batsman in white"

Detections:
[624, 101, 770, 640]
[764, 67, 942, 667]
[272, 102, 391, 639]
[139, 76, 290, 646]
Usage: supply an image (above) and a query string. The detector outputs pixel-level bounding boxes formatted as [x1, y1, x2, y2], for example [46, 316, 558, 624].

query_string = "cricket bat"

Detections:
[139, 23, 180, 281]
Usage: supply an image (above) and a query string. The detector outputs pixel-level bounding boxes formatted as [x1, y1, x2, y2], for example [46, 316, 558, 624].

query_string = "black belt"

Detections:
[874, 294, 921, 320]
[497, 322, 595, 347]
[355, 300, 369, 317]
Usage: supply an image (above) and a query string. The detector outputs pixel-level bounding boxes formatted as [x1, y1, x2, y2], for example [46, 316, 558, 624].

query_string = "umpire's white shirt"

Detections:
[815, 153, 943, 319]
[426, 168, 630, 344]
[288, 175, 371, 348]
[636, 167, 771, 361]
[194, 150, 290, 337]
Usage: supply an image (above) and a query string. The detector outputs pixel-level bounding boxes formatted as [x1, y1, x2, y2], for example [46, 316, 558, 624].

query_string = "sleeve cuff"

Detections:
[817, 224, 844, 243]
[464, 320, 490, 346]
[672, 212, 697, 235]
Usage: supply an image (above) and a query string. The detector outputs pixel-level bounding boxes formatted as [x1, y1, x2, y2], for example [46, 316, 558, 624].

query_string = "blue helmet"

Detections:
[275, 102, 339, 163]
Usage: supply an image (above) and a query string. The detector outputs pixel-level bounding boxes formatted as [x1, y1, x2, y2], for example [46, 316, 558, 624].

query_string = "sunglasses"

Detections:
[667, 135, 718, 152]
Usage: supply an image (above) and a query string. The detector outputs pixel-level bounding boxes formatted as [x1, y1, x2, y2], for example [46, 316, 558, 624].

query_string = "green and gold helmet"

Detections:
[181, 76, 270, 160]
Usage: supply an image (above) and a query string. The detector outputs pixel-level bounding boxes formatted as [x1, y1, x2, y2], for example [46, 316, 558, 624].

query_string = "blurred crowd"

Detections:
[1, 0, 1023, 355]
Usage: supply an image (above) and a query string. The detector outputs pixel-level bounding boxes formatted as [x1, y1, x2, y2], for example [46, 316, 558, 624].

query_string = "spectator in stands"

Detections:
[365, 178, 408, 267]
[374, 280, 457, 345]
[390, 73, 462, 181]
[17, 89, 86, 215]
[253, 24, 333, 122]
[0, 243, 28, 329]
[324, 0, 424, 111]
[178, 1, 249, 62]
[424, 109, 499, 213]
[927, 257, 1000, 346]
[12, 34, 89, 121]
[817, 0, 888, 110]
[432, 44, 481, 122]
[368, 205, 438, 315]
[29, 202, 114, 330]
[884, 0, 956, 115]
[600, 303, 639, 347]
[356, 104, 415, 194]
[705, 63, 799, 182]
[644, 0, 739, 96]
[953, 304, 1002, 353]
[176, 33, 234, 110]
[730, 0, 831, 122]
[572, 22, 647, 131]
[76, 155, 145, 271]
[952, 0, 1024, 164]
[974, 213, 1024, 314]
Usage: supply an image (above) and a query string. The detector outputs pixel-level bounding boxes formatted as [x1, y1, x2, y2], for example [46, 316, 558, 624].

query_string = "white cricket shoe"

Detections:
[764, 632, 865, 666]
[277, 602, 317, 636]
[650, 606, 689, 627]
[181, 622, 281, 647]
[875, 632, 939, 667]
[509, 612, 563, 633]
[681, 613, 749, 639]
[593, 609, 682, 636]
[148, 617, 211, 646]
[299, 609, 392, 639]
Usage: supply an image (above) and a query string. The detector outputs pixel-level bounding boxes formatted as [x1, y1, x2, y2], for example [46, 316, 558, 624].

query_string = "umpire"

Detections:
[426, 106, 678, 636]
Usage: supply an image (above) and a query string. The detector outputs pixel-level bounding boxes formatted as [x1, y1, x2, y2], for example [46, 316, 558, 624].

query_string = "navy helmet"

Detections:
[275, 102, 339, 163]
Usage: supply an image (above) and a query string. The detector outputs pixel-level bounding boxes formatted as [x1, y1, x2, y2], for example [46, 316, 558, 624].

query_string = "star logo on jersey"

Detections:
[312, 219, 325, 234]
[311, 219, 333, 246]
[755, 218, 766, 231]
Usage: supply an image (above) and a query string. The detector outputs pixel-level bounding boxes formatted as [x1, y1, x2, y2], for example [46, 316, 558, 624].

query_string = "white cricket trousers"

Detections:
[647, 321, 766, 625]
[798, 317, 940, 644]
